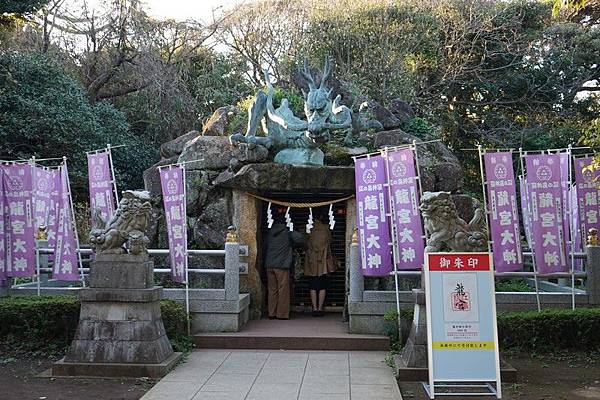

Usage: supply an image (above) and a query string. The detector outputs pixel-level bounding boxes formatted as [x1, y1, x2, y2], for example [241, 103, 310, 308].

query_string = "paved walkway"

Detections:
[141, 350, 403, 400]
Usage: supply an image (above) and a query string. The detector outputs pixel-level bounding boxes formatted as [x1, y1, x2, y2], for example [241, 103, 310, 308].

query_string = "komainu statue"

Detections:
[89, 190, 152, 255]
[420, 191, 488, 253]
[230, 58, 359, 166]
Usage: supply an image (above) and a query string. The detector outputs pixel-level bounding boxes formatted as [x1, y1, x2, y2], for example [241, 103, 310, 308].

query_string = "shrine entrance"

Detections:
[257, 191, 354, 313]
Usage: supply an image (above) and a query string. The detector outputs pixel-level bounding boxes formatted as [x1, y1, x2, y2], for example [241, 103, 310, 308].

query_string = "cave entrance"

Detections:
[257, 191, 352, 313]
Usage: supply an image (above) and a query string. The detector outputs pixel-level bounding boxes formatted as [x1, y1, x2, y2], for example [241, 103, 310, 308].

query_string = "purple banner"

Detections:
[355, 155, 393, 276]
[525, 154, 568, 274]
[87, 151, 116, 223]
[484, 152, 523, 272]
[46, 170, 61, 259]
[558, 152, 571, 247]
[160, 166, 188, 283]
[571, 185, 584, 271]
[52, 165, 81, 281]
[0, 168, 6, 284]
[519, 176, 532, 249]
[33, 166, 59, 232]
[574, 157, 600, 246]
[386, 148, 424, 269]
[2, 163, 36, 277]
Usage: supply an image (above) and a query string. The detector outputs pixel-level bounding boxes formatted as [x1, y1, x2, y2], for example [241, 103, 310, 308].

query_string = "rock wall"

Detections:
[143, 100, 478, 318]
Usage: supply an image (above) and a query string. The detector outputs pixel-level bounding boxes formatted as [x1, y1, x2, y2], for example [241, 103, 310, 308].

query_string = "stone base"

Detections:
[190, 293, 251, 333]
[64, 255, 176, 369]
[51, 352, 182, 379]
[348, 291, 414, 335]
[394, 354, 518, 383]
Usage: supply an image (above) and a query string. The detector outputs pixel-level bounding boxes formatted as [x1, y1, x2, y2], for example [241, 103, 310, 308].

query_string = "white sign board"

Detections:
[424, 252, 501, 398]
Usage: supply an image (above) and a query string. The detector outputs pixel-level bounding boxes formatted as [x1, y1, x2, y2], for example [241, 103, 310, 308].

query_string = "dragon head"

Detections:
[300, 58, 334, 144]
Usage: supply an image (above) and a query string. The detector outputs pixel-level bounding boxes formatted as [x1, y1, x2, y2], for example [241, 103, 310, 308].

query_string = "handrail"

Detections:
[36, 247, 227, 256]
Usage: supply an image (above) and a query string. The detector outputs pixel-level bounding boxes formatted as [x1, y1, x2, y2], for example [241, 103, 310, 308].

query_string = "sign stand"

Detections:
[423, 253, 501, 399]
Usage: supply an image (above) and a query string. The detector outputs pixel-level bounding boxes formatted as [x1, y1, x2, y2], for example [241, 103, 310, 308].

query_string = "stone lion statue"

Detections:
[420, 191, 488, 253]
[89, 190, 151, 255]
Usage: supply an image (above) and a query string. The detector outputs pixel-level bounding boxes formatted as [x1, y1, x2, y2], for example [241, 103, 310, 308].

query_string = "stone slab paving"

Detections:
[141, 349, 402, 400]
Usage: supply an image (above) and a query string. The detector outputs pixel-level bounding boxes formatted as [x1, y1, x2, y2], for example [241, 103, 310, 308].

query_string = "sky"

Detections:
[84, 0, 246, 22]
[143, 0, 243, 22]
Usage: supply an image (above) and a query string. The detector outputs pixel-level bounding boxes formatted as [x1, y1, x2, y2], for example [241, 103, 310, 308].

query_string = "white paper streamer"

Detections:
[266, 202, 273, 229]
[285, 206, 293, 231]
[306, 207, 314, 233]
[328, 204, 335, 230]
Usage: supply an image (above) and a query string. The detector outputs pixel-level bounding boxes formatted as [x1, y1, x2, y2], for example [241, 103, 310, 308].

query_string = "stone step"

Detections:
[192, 313, 390, 351]
[194, 333, 390, 351]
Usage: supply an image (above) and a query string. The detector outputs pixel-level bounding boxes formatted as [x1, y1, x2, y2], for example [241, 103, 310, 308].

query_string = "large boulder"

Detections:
[388, 98, 415, 125]
[361, 100, 401, 130]
[160, 130, 199, 159]
[178, 136, 234, 170]
[191, 193, 232, 249]
[373, 128, 416, 148]
[202, 106, 238, 136]
[431, 162, 463, 192]
[184, 170, 219, 216]
[373, 128, 463, 192]
[218, 163, 355, 193]
[231, 143, 269, 165]
[143, 156, 178, 196]
[452, 194, 481, 223]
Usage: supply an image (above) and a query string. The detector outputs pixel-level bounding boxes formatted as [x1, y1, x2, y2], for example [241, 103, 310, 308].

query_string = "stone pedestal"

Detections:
[53, 254, 181, 378]
[399, 289, 428, 369]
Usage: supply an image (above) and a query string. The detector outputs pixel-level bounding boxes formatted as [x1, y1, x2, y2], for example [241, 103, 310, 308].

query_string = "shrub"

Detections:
[0, 295, 80, 353]
[392, 307, 600, 352]
[495, 278, 534, 292]
[0, 296, 191, 354]
[497, 308, 600, 352]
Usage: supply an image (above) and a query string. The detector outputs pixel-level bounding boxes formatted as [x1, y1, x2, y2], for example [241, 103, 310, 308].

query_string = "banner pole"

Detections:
[30, 156, 42, 295]
[63, 157, 86, 288]
[182, 163, 191, 336]
[382, 147, 402, 343]
[106, 144, 120, 206]
[567, 145, 576, 310]
[412, 140, 424, 198]
[477, 146, 493, 255]
[519, 149, 541, 312]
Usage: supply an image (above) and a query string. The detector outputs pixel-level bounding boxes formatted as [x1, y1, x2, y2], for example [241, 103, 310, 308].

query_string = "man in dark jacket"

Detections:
[264, 215, 306, 319]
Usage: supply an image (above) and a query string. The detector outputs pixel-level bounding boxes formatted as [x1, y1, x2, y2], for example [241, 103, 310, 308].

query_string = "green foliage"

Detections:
[0, 0, 49, 14]
[396, 307, 600, 352]
[159, 299, 194, 353]
[495, 279, 534, 292]
[0, 295, 80, 354]
[402, 117, 434, 139]
[271, 86, 305, 116]
[0, 296, 192, 355]
[0, 51, 157, 199]
[497, 308, 600, 351]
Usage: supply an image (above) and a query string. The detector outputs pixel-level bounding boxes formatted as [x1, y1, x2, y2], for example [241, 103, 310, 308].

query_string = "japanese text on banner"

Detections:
[0, 170, 5, 284]
[483, 152, 523, 272]
[52, 165, 81, 281]
[386, 148, 424, 269]
[354, 155, 393, 276]
[574, 157, 600, 246]
[524, 154, 568, 273]
[87, 151, 116, 223]
[160, 166, 188, 283]
[2, 163, 36, 277]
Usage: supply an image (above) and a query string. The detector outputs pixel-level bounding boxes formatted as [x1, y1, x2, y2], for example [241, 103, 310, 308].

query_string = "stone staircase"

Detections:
[193, 312, 390, 351]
